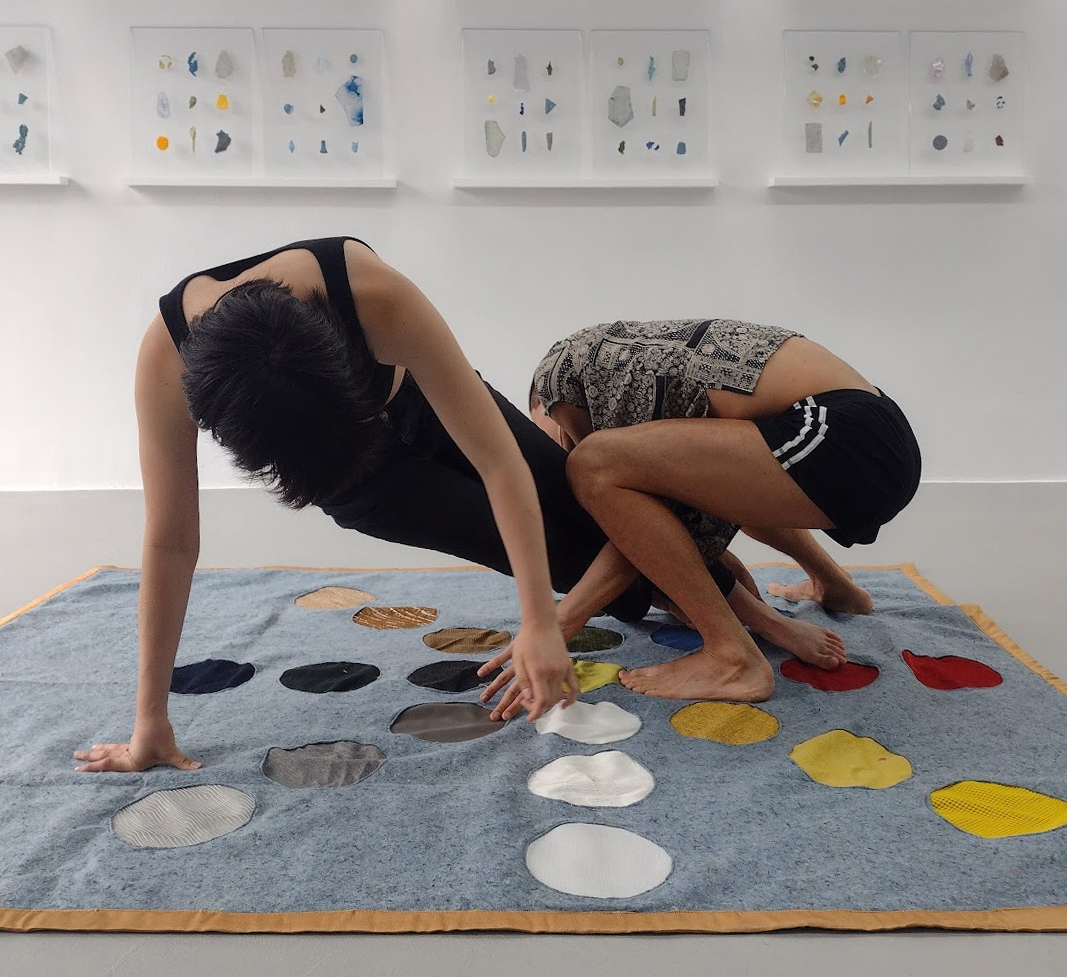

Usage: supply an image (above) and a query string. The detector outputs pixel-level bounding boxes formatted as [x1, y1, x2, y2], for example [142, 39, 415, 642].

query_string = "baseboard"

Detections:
[2, 482, 1064, 669]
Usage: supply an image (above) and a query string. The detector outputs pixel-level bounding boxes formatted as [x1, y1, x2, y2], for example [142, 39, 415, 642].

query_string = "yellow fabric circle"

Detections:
[669, 703, 779, 745]
[572, 660, 622, 693]
[930, 781, 1067, 839]
[789, 730, 912, 789]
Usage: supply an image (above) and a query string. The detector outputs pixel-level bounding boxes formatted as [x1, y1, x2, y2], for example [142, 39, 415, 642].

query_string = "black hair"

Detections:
[180, 278, 387, 509]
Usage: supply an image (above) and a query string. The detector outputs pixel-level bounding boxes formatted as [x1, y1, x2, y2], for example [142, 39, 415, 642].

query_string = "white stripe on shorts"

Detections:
[781, 405, 829, 471]
[771, 397, 816, 459]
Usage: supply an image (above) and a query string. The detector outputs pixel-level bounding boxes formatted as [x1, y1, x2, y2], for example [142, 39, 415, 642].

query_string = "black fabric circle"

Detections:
[280, 661, 381, 694]
[170, 658, 256, 695]
[407, 659, 503, 694]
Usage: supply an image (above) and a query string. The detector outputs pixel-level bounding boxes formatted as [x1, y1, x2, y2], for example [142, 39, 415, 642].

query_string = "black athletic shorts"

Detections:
[753, 388, 921, 547]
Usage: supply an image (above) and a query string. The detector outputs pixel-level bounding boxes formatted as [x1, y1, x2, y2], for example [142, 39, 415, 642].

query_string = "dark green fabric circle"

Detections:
[279, 661, 380, 694]
[567, 627, 624, 655]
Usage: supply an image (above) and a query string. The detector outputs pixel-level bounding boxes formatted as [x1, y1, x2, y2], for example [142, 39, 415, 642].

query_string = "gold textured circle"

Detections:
[295, 587, 375, 610]
[669, 702, 779, 745]
[422, 628, 513, 654]
[353, 606, 438, 630]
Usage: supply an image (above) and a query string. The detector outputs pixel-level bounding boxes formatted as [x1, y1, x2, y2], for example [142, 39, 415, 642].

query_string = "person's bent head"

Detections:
[180, 279, 385, 509]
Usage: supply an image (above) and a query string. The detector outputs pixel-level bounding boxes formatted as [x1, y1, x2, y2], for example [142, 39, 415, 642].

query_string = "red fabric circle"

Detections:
[779, 658, 880, 691]
[902, 649, 1003, 690]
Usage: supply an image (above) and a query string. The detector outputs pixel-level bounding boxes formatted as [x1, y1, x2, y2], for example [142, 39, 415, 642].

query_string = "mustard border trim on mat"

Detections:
[3, 562, 1065, 933]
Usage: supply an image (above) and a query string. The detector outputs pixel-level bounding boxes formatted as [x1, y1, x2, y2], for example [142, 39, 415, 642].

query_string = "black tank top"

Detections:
[157, 236, 396, 410]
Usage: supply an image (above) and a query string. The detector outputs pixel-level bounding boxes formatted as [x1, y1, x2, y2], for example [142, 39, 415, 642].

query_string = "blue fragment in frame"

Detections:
[545, 98, 556, 114]
[676, 141, 686, 155]
[335, 75, 365, 126]
[187, 51, 198, 76]
[12, 123, 28, 155]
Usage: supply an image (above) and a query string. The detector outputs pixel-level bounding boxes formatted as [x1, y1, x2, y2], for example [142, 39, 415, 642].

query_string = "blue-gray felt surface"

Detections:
[1, 566, 1065, 915]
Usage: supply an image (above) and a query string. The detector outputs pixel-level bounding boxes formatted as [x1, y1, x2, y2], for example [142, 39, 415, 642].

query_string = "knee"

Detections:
[566, 431, 620, 504]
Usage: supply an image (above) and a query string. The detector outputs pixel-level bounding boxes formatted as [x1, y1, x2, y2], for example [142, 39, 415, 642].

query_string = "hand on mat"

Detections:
[73, 718, 202, 773]
[478, 629, 579, 722]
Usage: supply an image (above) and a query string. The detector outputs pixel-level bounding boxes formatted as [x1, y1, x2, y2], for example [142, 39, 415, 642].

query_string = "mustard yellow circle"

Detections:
[930, 780, 1067, 839]
[571, 660, 622, 693]
[790, 729, 912, 789]
[155, 136, 169, 151]
[669, 702, 779, 745]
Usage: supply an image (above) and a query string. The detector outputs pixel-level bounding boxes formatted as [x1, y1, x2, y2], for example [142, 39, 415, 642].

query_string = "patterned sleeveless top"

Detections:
[533, 319, 800, 570]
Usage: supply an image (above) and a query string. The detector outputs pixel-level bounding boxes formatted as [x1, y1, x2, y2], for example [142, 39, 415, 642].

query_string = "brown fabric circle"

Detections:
[353, 606, 438, 630]
[390, 703, 503, 743]
[295, 587, 375, 610]
[421, 628, 512, 654]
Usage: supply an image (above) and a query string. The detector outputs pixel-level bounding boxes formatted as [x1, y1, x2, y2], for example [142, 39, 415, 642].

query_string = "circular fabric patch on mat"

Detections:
[527, 751, 654, 807]
[534, 701, 641, 744]
[650, 624, 702, 653]
[902, 649, 1003, 690]
[295, 586, 375, 610]
[780, 659, 880, 692]
[279, 661, 380, 693]
[567, 627, 624, 655]
[390, 702, 503, 742]
[572, 660, 622, 693]
[669, 702, 779, 744]
[526, 824, 672, 898]
[353, 606, 438, 630]
[790, 729, 912, 789]
[262, 741, 385, 788]
[170, 659, 256, 695]
[929, 780, 1067, 839]
[407, 659, 502, 693]
[421, 628, 512, 654]
[112, 785, 255, 848]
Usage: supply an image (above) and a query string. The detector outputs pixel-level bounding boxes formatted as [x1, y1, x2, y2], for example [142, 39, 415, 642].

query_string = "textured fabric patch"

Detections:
[567, 627, 624, 655]
[903, 649, 1004, 690]
[170, 658, 256, 694]
[534, 700, 641, 744]
[390, 702, 503, 742]
[780, 658, 880, 692]
[527, 751, 654, 807]
[262, 741, 385, 788]
[526, 823, 672, 898]
[421, 628, 512, 654]
[294, 587, 375, 610]
[111, 786, 255, 849]
[279, 662, 380, 694]
[650, 624, 702, 652]
[353, 606, 438, 630]
[406, 659, 502, 693]
[930, 780, 1067, 839]
[572, 660, 622, 693]
[669, 702, 780, 744]
[790, 730, 913, 789]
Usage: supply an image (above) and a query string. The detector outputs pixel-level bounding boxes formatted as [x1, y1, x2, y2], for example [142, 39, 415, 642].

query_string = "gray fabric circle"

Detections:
[262, 741, 386, 788]
[390, 702, 504, 742]
[112, 785, 255, 849]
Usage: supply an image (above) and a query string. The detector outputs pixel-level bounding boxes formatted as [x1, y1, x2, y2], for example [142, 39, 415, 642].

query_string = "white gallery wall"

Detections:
[0, 0, 1063, 492]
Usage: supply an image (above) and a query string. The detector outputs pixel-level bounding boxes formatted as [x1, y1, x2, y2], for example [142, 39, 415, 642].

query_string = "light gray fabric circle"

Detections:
[526, 823, 672, 898]
[527, 751, 654, 807]
[112, 785, 255, 848]
[262, 741, 385, 788]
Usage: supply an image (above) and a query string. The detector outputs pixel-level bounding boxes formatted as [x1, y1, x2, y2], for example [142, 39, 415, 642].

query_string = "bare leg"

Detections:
[727, 584, 845, 669]
[746, 526, 873, 615]
[568, 418, 838, 702]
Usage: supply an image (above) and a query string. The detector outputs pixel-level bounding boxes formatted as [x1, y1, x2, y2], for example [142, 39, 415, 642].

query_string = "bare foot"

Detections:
[619, 648, 774, 702]
[768, 571, 873, 615]
[757, 613, 846, 671]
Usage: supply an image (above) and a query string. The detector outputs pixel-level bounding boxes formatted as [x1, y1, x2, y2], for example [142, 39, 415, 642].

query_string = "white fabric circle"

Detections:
[526, 823, 672, 898]
[533, 700, 641, 744]
[112, 785, 255, 848]
[527, 751, 654, 807]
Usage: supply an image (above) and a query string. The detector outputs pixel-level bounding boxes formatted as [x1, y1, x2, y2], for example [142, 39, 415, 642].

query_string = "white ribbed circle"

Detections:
[533, 700, 641, 744]
[526, 823, 672, 898]
[527, 751, 654, 807]
[112, 785, 255, 848]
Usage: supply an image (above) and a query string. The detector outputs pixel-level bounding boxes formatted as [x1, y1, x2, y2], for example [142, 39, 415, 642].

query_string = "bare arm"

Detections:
[353, 254, 576, 721]
[75, 316, 203, 772]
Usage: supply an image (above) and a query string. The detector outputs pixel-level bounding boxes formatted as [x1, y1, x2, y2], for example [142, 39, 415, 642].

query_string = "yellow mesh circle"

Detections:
[353, 606, 437, 630]
[295, 587, 375, 610]
[789, 729, 912, 789]
[572, 660, 622, 693]
[422, 628, 512, 654]
[930, 781, 1067, 839]
[669, 702, 779, 745]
